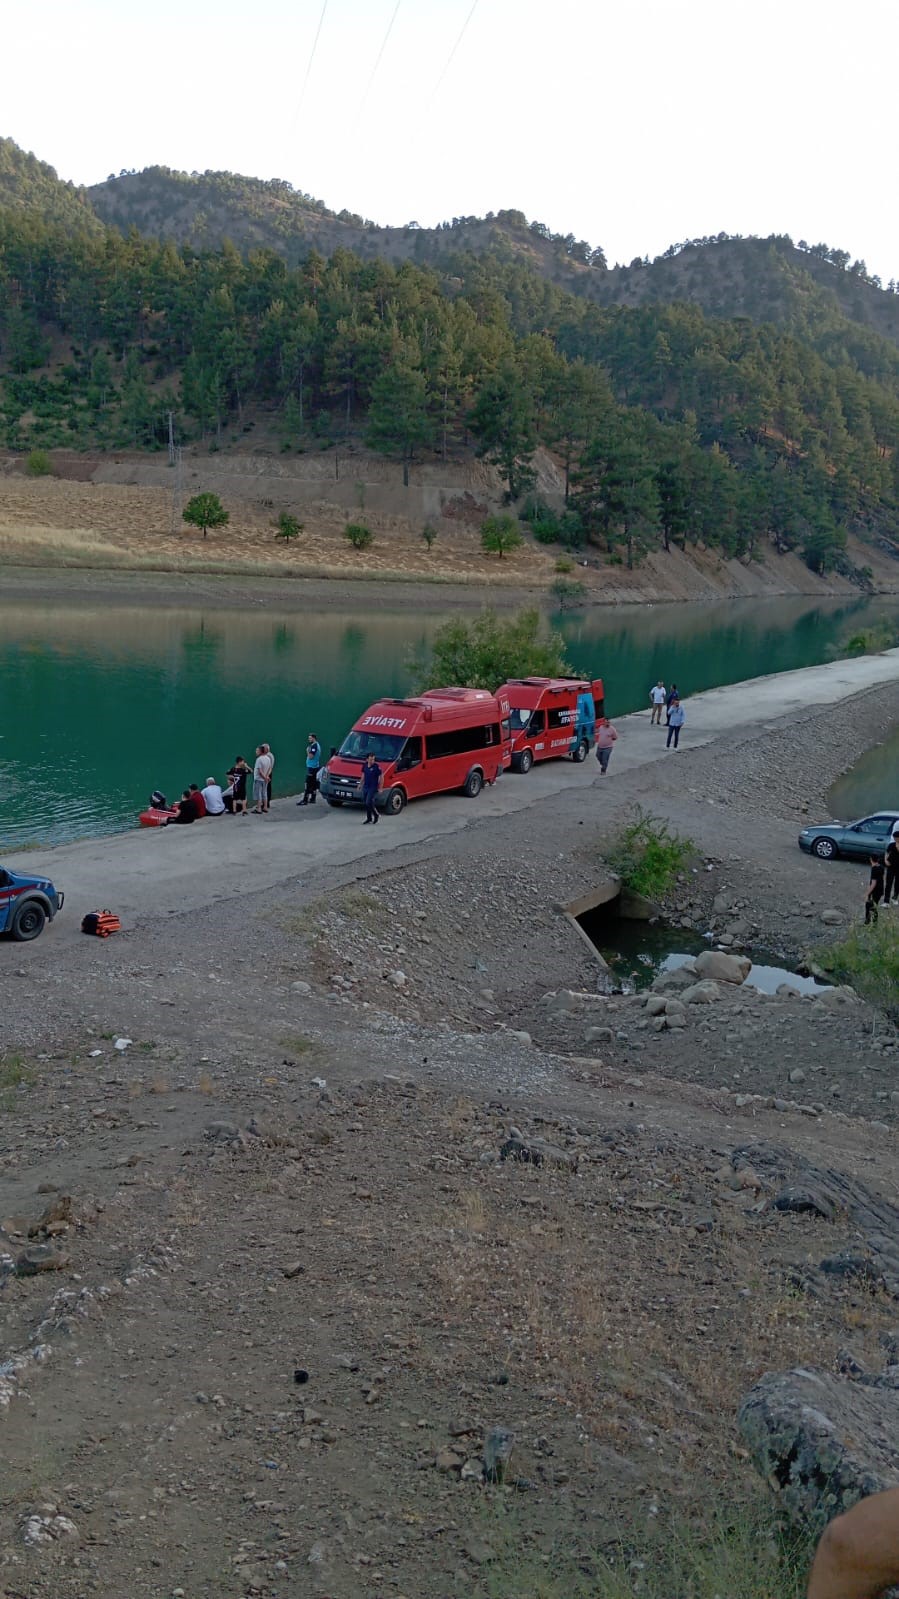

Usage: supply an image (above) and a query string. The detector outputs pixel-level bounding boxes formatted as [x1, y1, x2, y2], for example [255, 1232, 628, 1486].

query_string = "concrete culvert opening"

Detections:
[566, 884, 831, 997]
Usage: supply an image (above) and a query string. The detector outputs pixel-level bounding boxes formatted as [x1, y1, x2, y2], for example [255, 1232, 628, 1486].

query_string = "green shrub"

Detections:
[481, 514, 524, 560]
[550, 577, 587, 609]
[817, 916, 899, 1022]
[344, 521, 373, 551]
[554, 556, 574, 574]
[606, 807, 694, 900]
[414, 606, 573, 690]
[421, 522, 438, 551]
[483, 1493, 810, 1599]
[25, 448, 53, 477]
[532, 516, 561, 545]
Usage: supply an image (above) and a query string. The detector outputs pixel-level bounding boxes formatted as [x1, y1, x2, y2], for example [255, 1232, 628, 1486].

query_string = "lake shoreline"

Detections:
[1, 561, 895, 616]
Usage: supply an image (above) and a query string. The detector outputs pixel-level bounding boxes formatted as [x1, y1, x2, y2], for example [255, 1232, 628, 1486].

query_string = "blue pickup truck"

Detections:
[0, 865, 64, 941]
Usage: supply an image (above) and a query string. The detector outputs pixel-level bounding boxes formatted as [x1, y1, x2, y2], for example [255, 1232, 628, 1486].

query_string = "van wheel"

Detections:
[518, 749, 533, 774]
[324, 797, 344, 808]
[384, 787, 406, 816]
[11, 900, 46, 941]
[571, 740, 588, 763]
[463, 770, 483, 799]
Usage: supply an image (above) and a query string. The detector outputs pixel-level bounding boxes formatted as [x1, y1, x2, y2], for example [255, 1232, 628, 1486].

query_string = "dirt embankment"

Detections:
[1, 443, 896, 603]
[2, 679, 899, 1598]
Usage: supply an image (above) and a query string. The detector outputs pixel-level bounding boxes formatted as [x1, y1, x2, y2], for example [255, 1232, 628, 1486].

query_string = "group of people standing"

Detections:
[649, 680, 686, 748]
[865, 825, 899, 922]
[160, 743, 276, 824]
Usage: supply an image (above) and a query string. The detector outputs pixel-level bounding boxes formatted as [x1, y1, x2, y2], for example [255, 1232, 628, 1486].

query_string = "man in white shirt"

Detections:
[252, 746, 273, 813]
[649, 681, 666, 725]
[201, 777, 226, 816]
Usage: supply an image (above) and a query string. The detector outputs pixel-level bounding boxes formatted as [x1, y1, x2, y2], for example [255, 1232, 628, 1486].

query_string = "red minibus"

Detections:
[319, 687, 511, 815]
[500, 677, 605, 772]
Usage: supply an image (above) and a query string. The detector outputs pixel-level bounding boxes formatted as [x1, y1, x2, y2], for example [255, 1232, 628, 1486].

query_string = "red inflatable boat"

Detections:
[139, 806, 178, 828]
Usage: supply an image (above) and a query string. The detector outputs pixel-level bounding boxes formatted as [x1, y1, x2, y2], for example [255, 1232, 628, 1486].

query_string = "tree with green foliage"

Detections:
[480, 513, 523, 560]
[273, 512, 303, 544]
[25, 448, 52, 477]
[550, 577, 587, 609]
[416, 607, 572, 691]
[344, 521, 373, 550]
[366, 359, 431, 485]
[575, 418, 660, 568]
[469, 365, 537, 501]
[421, 522, 437, 551]
[183, 492, 229, 538]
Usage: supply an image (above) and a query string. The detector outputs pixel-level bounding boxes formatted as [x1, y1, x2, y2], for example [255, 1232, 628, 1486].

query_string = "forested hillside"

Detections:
[0, 138, 102, 236]
[1, 139, 898, 577]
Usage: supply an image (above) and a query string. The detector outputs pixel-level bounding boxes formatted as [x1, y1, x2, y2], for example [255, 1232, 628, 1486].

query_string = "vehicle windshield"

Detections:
[338, 731, 405, 763]
[508, 708, 533, 731]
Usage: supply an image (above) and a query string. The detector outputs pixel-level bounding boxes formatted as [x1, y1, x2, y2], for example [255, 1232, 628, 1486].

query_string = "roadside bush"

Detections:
[554, 556, 574, 574]
[25, 448, 53, 477]
[817, 917, 899, 1023]
[344, 521, 373, 551]
[273, 512, 304, 544]
[421, 522, 438, 551]
[606, 807, 694, 900]
[482, 1493, 810, 1599]
[838, 620, 899, 657]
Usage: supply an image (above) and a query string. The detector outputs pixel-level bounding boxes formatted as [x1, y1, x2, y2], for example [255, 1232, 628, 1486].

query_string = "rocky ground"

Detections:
[2, 681, 899, 1597]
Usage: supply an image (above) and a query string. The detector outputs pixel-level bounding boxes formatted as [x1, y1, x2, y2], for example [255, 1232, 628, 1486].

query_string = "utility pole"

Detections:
[170, 446, 182, 535]
[167, 410, 175, 466]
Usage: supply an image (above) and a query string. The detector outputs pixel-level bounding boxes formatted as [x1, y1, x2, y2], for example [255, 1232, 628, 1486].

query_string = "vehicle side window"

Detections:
[0, 870, 9, 888]
[401, 737, 422, 767]
[547, 707, 574, 729]
[426, 724, 498, 760]
[857, 818, 887, 833]
[528, 710, 546, 735]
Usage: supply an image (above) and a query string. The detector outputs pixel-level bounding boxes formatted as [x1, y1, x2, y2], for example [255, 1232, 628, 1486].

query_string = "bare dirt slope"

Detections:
[2, 684, 899, 1597]
[2, 446, 896, 600]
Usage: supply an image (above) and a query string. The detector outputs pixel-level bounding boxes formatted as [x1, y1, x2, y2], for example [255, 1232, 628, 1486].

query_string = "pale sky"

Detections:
[6, 0, 897, 280]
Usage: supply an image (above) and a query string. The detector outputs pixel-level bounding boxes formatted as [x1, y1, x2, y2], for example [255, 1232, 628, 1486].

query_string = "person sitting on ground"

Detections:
[806, 1486, 899, 1599]
[166, 789, 197, 825]
[865, 853, 885, 923]
[188, 783, 207, 818]
[201, 776, 226, 816]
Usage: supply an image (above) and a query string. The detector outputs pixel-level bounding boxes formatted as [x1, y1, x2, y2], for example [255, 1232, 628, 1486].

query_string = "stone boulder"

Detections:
[738, 1365, 899, 1533]
[680, 980, 722, 1005]
[694, 949, 751, 985]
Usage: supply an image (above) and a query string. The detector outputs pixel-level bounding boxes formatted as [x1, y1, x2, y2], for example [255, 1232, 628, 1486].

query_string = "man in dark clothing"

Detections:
[298, 734, 322, 806]
[665, 683, 679, 724]
[884, 838, 899, 906]
[361, 753, 382, 824]
[189, 783, 207, 818]
[167, 790, 197, 825]
[866, 854, 885, 923]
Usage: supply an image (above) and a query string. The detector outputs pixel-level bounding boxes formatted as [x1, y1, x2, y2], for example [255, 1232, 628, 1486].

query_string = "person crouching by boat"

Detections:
[202, 776, 226, 815]
[166, 789, 197, 825]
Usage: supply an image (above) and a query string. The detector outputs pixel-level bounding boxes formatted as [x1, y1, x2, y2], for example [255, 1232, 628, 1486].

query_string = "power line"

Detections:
[356, 0, 402, 117]
[433, 0, 480, 97]
[292, 0, 330, 131]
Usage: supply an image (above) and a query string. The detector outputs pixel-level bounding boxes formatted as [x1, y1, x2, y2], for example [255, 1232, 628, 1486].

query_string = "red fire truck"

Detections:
[319, 687, 511, 814]
[500, 677, 605, 772]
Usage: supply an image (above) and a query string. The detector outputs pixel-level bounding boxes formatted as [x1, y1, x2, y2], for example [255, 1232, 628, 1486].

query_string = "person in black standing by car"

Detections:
[360, 751, 382, 824]
[865, 854, 885, 923]
[884, 836, 899, 906]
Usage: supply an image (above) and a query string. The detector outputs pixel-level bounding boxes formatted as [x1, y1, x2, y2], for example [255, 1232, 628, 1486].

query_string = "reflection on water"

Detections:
[1, 591, 898, 848]
[828, 724, 899, 821]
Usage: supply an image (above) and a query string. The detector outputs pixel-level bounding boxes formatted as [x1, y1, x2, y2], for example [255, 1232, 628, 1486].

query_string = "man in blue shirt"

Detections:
[298, 733, 322, 806]
[361, 752, 382, 824]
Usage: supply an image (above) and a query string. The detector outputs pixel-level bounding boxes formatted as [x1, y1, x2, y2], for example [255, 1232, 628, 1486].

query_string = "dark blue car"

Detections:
[0, 865, 64, 941]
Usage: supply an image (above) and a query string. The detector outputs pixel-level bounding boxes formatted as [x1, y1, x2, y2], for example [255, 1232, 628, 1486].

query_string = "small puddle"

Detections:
[576, 901, 830, 997]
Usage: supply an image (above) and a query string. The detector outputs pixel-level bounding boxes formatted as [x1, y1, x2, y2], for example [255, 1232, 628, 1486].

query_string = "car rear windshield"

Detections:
[338, 731, 405, 763]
